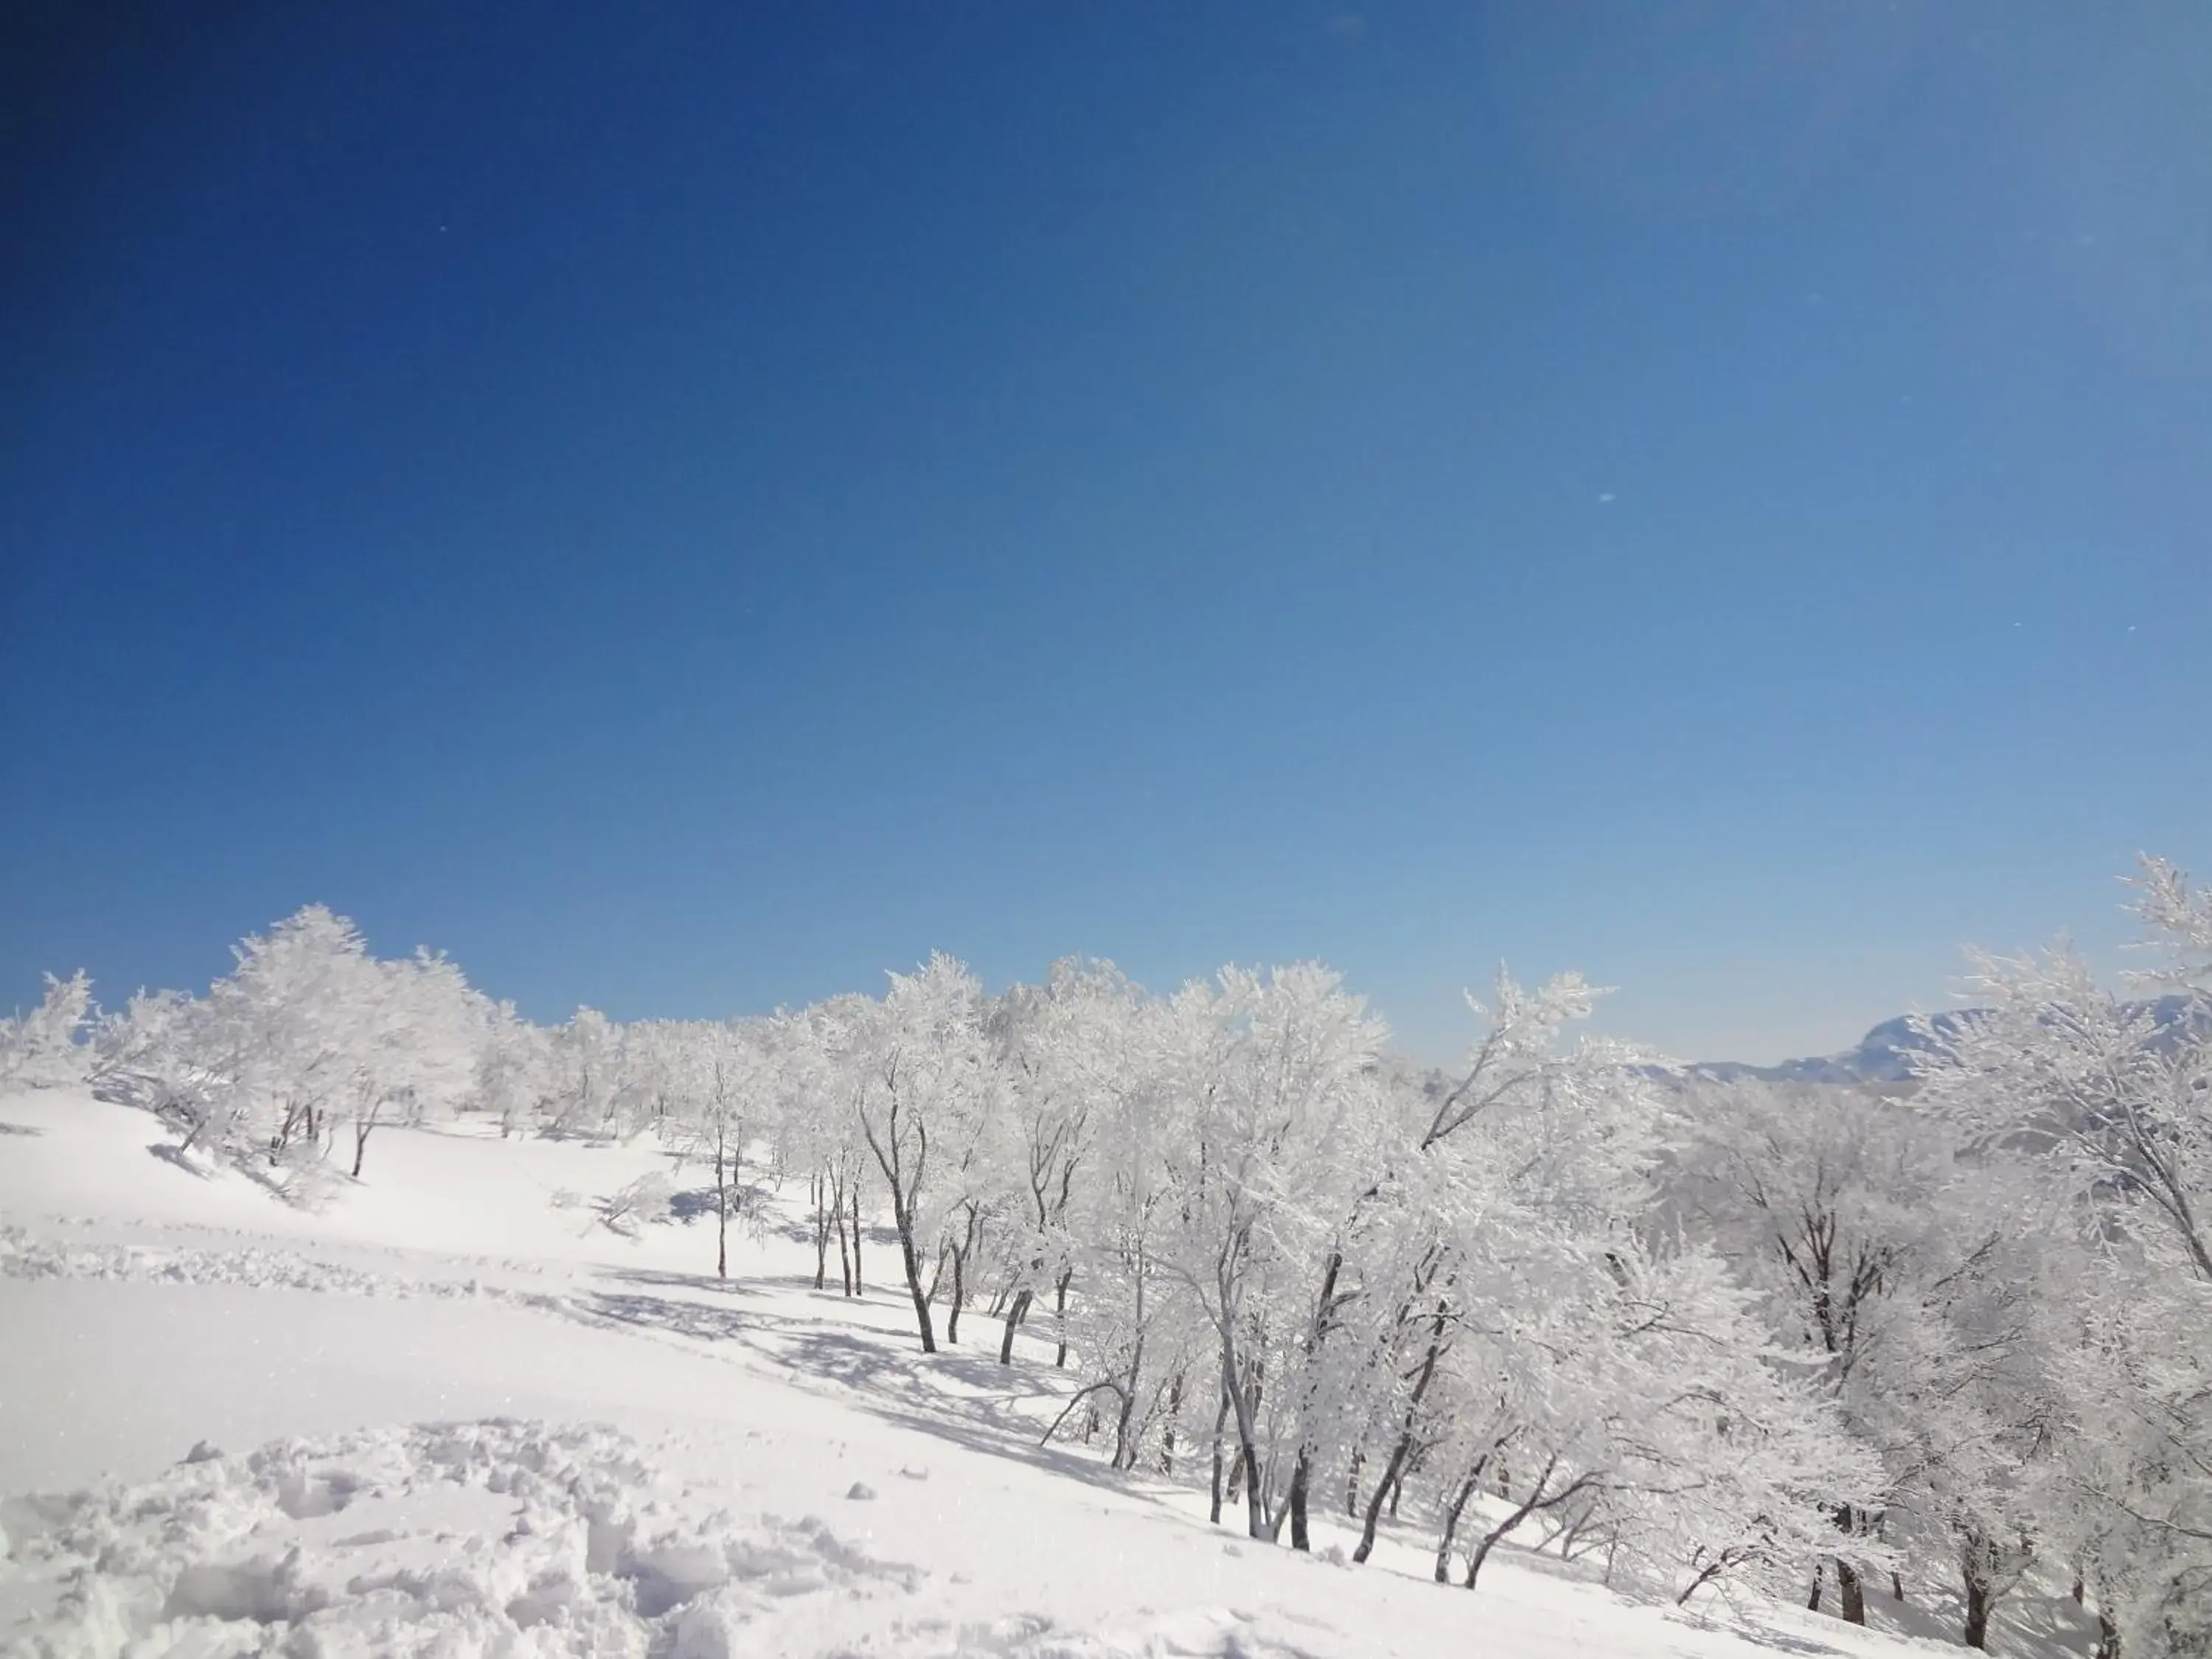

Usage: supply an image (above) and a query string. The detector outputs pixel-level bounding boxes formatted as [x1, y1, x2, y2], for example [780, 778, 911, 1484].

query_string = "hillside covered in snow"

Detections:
[2, 859, 2206, 1658]
[0, 1085, 2062, 1659]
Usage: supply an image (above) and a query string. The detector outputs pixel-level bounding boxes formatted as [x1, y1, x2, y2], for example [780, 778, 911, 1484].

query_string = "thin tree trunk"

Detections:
[1209, 1388, 1231, 1524]
[834, 1180, 852, 1295]
[999, 1288, 1032, 1364]
[1465, 1457, 1568, 1590]
[714, 1143, 729, 1279]
[1053, 1269, 1074, 1366]
[1112, 1324, 1146, 1469]
[1354, 1301, 1450, 1564]
[1287, 1454, 1312, 1551]
[851, 1181, 863, 1293]
[1354, 1444, 1410, 1564]
[894, 1209, 936, 1353]
[1239, 1388, 1267, 1541]
[813, 1175, 830, 1290]
[2093, 1608, 2121, 1659]
[1677, 1555, 1734, 1606]
[1435, 1461, 1486, 1584]
[350, 1099, 380, 1178]
[1158, 1371, 1182, 1475]
[947, 1242, 966, 1344]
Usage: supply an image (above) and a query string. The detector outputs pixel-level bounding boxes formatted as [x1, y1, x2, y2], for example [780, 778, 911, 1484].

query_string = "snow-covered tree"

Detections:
[80, 907, 480, 1187]
[776, 1003, 872, 1295]
[339, 947, 482, 1177]
[985, 959, 1135, 1364]
[1910, 854, 2212, 1656]
[837, 955, 998, 1352]
[1147, 963, 1391, 1542]
[0, 969, 93, 1089]
[660, 1018, 778, 1279]
[1660, 1078, 1953, 1620]
[472, 1000, 552, 1136]
[545, 1007, 625, 1138]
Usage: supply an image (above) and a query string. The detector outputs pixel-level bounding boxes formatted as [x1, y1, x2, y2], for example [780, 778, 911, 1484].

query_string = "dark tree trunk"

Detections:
[1158, 1371, 1183, 1475]
[947, 1243, 966, 1343]
[833, 1181, 852, 1295]
[895, 1216, 936, 1352]
[1053, 1270, 1073, 1366]
[1354, 1439, 1414, 1565]
[1355, 1301, 1450, 1564]
[851, 1183, 863, 1293]
[1287, 1454, 1312, 1551]
[350, 1105, 378, 1178]
[1677, 1554, 1736, 1606]
[1963, 1576, 1992, 1649]
[1819, 1504, 1867, 1624]
[1209, 1387, 1231, 1524]
[1466, 1459, 1570, 1590]
[999, 1287, 1032, 1364]
[812, 1175, 830, 1290]
[714, 1143, 730, 1279]
[1435, 1461, 1486, 1584]
[1837, 1559, 1866, 1626]
[1808, 1564, 1824, 1612]
[2093, 1608, 2121, 1659]
[1112, 1329, 1146, 1470]
[1242, 1437, 1266, 1541]
[1958, 1526, 2011, 1652]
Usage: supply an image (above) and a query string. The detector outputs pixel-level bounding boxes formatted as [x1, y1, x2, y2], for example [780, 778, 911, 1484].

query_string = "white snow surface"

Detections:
[0, 1090, 2025, 1658]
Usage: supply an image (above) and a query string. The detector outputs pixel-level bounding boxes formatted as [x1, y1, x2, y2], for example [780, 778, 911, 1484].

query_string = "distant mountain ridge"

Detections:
[1687, 994, 2204, 1087]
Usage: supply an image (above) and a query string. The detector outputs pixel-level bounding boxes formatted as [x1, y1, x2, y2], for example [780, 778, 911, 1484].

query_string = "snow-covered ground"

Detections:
[0, 1090, 2081, 1658]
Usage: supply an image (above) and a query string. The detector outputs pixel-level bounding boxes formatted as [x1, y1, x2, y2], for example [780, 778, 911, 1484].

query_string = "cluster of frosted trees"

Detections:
[76, 907, 483, 1183]
[15, 858, 2207, 1653]
[0, 969, 91, 1092]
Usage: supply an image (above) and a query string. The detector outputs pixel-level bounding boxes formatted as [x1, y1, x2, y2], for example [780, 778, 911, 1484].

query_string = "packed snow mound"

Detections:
[0, 1226, 567, 1316]
[0, 1419, 908, 1658]
[0, 1420, 1306, 1659]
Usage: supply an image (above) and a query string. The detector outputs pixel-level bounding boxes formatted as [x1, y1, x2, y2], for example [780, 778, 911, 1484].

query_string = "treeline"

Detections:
[7, 859, 2207, 1655]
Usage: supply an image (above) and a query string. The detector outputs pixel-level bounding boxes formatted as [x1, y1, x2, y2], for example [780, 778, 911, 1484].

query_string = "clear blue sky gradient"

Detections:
[4, 4, 2208, 1064]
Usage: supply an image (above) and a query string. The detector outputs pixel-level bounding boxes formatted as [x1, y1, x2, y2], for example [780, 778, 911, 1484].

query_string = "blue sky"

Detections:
[4, 3, 2207, 1065]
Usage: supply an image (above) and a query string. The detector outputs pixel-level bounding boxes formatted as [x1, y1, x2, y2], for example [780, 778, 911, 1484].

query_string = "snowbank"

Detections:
[0, 1419, 1309, 1659]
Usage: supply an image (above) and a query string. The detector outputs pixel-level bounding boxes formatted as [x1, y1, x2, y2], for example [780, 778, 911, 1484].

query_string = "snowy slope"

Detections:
[0, 1090, 2076, 1659]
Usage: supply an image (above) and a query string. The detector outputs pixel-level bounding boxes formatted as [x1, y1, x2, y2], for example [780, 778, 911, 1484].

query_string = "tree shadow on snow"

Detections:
[1854, 1572, 2099, 1659]
[146, 1141, 213, 1178]
[582, 1290, 800, 1345]
[0, 1120, 44, 1136]
[571, 1279, 1143, 1501]
[757, 1324, 1150, 1501]
[1668, 1615, 1843, 1657]
[602, 1267, 769, 1301]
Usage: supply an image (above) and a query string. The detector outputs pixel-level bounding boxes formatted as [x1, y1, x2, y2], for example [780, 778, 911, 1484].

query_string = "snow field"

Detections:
[0, 1090, 1992, 1659]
